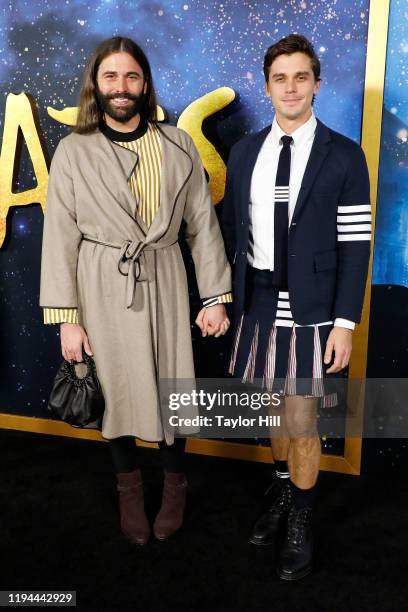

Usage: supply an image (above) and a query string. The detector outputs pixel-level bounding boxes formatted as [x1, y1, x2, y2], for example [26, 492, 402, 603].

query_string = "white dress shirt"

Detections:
[248, 112, 355, 330]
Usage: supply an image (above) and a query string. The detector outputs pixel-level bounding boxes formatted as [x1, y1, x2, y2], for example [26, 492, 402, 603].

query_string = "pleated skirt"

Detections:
[229, 267, 342, 407]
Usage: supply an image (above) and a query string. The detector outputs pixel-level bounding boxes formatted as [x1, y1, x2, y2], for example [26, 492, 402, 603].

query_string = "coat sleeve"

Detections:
[39, 138, 83, 309]
[182, 136, 232, 301]
[333, 145, 371, 323]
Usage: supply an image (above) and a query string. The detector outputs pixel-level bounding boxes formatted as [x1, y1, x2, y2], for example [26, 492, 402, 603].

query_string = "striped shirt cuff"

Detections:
[202, 292, 233, 308]
[43, 308, 79, 325]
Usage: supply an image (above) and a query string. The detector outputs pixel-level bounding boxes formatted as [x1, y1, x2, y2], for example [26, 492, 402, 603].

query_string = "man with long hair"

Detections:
[222, 34, 371, 579]
[40, 37, 232, 545]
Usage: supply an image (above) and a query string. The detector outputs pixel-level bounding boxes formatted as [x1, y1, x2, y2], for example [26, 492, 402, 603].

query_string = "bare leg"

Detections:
[271, 437, 290, 461]
[269, 394, 290, 461]
[284, 395, 320, 489]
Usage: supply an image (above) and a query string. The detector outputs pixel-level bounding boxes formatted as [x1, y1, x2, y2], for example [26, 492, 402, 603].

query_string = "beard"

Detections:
[95, 86, 145, 123]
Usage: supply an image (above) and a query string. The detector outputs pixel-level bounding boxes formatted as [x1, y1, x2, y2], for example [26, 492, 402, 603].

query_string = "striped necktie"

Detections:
[273, 135, 293, 287]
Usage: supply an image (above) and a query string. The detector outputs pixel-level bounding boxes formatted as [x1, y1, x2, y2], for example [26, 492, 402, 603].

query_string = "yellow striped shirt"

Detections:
[43, 307, 78, 325]
[43, 122, 231, 324]
[115, 122, 162, 227]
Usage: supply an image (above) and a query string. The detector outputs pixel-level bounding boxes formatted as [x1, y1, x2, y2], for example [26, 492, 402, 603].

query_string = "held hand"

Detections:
[195, 308, 206, 334]
[60, 323, 93, 362]
[195, 305, 230, 338]
[324, 327, 353, 374]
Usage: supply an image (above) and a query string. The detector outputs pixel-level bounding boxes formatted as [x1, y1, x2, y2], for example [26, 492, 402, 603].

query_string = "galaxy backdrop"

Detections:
[371, 0, 407, 288]
[364, 0, 408, 469]
[1, 0, 403, 465]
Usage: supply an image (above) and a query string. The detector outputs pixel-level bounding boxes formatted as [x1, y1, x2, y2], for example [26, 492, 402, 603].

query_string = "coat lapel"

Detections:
[145, 124, 193, 244]
[291, 119, 332, 223]
[93, 131, 149, 237]
[91, 126, 193, 243]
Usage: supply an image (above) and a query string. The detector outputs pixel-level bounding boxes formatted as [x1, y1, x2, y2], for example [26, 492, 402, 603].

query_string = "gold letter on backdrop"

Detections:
[177, 87, 236, 204]
[47, 104, 167, 126]
[0, 93, 48, 247]
[47, 105, 78, 126]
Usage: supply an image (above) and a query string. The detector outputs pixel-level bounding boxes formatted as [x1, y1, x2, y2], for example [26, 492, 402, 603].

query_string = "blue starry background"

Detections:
[365, 0, 408, 470]
[0, 0, 374, 456]
[372, 0, 408, 288]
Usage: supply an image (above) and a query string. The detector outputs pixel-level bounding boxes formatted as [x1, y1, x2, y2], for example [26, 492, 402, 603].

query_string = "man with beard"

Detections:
[40, 37, 232, 545]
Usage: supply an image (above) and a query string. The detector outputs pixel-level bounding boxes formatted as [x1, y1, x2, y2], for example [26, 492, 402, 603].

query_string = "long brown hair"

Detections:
[74, 36, 158, 134]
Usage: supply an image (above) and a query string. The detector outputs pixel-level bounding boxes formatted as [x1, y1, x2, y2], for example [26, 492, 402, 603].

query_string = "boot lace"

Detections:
[265, 481, 292, 512]
[286, 507, 311, 546]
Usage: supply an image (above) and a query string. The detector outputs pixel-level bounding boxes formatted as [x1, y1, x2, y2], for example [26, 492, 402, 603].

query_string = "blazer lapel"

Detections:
[238, 126, 271, 222]
[291, 119, 332, 223]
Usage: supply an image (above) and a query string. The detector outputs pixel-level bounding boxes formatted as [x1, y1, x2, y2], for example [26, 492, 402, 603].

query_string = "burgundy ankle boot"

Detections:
[116, 469, 150, 545]
[153, 471, 187, 540]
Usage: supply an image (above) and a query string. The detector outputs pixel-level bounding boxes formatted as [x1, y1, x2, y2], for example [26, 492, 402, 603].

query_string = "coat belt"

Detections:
[82, 235, 177, 308]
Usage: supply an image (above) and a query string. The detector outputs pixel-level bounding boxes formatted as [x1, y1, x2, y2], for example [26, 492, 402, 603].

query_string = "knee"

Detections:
[285, 415, 318, 440]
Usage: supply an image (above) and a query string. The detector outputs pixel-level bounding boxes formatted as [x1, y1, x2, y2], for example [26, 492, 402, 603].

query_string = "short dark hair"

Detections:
[75, 36, 158, 134]
[263, 34, 321, 82]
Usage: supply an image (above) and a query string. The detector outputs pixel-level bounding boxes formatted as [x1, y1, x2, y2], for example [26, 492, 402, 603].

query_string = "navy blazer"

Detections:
[221, 118, 371, 325]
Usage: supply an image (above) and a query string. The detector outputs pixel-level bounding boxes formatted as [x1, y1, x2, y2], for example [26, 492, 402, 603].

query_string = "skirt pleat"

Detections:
[230, 267, 344, 404]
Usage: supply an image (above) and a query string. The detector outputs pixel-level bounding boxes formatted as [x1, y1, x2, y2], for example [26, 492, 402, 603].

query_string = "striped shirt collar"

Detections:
[270, 111, 317, 148]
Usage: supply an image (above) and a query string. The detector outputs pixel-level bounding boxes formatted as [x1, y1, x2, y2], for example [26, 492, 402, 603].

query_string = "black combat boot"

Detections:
[277, 505, 313, 580]
[249, 480, 292, 546]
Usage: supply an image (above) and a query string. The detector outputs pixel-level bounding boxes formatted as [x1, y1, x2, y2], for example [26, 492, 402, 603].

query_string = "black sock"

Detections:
[109, 436, 140, 474]
[273, 459, 290, 482]
[290, 480, 316, 509]
[158, 438, 186, 473]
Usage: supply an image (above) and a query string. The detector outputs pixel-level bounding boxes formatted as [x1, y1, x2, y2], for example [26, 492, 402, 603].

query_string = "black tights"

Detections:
[109, 436, 186, 474]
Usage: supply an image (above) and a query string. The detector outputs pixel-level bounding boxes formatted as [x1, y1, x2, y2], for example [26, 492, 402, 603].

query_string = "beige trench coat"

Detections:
[40, 124, 231, 443]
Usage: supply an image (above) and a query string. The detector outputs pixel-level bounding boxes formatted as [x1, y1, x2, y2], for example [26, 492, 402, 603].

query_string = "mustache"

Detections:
[102, 92, 141, 101]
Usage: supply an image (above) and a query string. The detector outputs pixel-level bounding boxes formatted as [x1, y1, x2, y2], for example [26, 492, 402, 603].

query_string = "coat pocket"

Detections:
[314, 249, 337, 272]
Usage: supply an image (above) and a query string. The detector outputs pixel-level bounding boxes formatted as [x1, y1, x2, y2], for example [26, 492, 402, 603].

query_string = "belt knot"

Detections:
[118, 240, 147, 308]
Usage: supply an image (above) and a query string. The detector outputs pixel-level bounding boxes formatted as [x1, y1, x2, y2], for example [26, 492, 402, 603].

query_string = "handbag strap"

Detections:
[64, 353, 96, 387]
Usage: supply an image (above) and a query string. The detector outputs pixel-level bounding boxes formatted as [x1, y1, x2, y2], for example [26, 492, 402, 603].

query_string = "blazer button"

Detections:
[290, 254, 296, 257]
[241, 251, 246, 255]
[291, 222, 296, 226]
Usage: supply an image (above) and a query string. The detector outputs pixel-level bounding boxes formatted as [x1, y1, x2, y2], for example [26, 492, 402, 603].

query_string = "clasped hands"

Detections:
[61, 303, 230, 361]
[195, 304, 230, 338]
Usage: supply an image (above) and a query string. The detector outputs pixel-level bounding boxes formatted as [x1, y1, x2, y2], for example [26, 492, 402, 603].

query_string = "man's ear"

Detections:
[265, 81, 271, 98]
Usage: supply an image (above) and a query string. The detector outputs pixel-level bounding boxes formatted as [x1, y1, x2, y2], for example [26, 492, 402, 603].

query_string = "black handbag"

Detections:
[48, 353, 105, 428]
